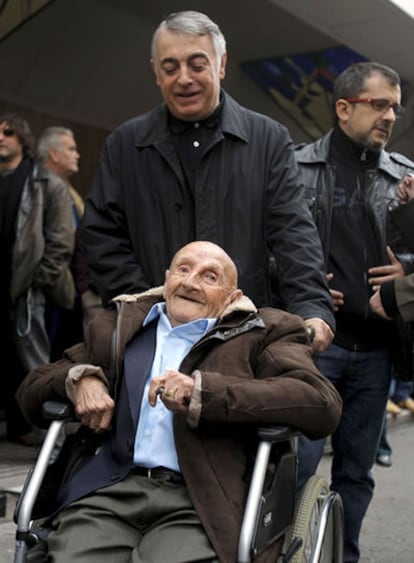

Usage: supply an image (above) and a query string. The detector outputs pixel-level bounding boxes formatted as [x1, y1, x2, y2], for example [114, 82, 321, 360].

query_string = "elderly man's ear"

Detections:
[229, 288, 243, 303]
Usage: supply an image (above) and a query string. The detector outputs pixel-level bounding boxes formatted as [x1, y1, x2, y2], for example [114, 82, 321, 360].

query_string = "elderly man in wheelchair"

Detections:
[15, 241, 342, 562]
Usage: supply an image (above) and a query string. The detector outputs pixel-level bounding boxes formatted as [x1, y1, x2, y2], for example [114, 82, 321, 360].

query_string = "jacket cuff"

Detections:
[187, 370, 202, 428]
[379, 281, 397, 318]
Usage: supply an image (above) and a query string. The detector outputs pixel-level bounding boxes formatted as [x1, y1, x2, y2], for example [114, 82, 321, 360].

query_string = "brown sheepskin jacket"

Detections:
[17, 287, 342, 562]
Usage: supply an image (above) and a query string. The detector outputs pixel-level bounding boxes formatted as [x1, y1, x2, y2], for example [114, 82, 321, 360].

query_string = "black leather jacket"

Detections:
[296, 130, 414, 267]
[295, 129, 414, 378]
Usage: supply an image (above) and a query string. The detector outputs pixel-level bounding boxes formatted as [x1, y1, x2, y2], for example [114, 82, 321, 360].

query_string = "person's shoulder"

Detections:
[256, 307, 311, 345]
[33, 163, 68, 192]
[294, 140, 316, 158]
[112, 105, 163, 135]
[258, 306, 304, 328]
[294, 131, 332, 162]
[224, 91, 289, 135]
[379, 150, 414, 179]
[243, 104, 289, 133]
[294, 141, 309, 155]
[105, 104, 165, 149]
[388, 151, 414, 170]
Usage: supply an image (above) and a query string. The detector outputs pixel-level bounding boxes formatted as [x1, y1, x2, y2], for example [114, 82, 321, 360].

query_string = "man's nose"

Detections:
[383, 106, 397, 122]
[177, 64, 193, 85]
[182, 272, 200, 287]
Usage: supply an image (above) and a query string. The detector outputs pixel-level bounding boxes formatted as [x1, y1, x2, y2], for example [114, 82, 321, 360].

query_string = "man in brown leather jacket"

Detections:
[0, 112, 74, 445]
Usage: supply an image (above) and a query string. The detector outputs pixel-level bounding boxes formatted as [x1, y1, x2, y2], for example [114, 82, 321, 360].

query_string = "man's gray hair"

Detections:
[151, 11, 226, 65]
[37, 126, 74, 162]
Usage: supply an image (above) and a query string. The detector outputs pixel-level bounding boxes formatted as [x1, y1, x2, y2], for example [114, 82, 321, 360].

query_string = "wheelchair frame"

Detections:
[14, 401, 344, 563]
[238, 427, 344, 563]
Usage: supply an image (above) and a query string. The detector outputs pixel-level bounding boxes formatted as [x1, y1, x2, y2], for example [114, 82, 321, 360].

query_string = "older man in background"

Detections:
[38, 126, 101, 358]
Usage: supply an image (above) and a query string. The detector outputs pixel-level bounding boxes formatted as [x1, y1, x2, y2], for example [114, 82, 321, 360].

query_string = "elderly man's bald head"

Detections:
[164, 241, 243, 326]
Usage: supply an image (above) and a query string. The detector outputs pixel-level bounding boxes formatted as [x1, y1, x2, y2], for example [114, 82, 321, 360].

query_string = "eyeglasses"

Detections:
[0, 128, 16, 137]
[344, 98, 404, 117]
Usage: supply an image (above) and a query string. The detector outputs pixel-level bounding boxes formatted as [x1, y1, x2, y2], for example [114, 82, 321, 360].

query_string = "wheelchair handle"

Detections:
[257, 426, 299, 442]
[42, 400, 75, 421]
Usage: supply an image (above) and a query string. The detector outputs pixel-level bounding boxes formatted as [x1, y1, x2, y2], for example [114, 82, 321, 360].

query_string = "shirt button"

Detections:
[193, 140, 200, 148]
[194, 122, 200, 128]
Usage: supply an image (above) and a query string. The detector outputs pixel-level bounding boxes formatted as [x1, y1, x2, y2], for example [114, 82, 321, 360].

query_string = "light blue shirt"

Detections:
[133, 302, 216, 471]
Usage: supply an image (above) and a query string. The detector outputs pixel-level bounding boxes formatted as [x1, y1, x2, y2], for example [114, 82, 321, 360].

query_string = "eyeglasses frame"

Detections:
[343, 97, 404, 117]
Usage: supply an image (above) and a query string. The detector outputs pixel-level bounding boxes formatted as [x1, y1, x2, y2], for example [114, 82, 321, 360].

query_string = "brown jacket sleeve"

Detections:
[16, 343, 88, 427]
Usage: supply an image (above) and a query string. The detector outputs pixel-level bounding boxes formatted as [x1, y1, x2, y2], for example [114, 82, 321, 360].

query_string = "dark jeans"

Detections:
[297, 343, 391, 563]
[377, 414, 391, 457]
[390, 379, 414, 403]
[376, 378, 414, 459]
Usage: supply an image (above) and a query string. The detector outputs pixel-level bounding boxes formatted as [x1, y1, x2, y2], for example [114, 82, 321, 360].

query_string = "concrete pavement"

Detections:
[319, 412, 414, 563]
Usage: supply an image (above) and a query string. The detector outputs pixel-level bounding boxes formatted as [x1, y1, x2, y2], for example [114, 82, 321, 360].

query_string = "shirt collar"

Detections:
[143, 301, 217, 334]
[167, 95, 224, 135]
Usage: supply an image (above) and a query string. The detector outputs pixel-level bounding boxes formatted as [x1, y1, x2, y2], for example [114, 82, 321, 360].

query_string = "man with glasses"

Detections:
[0, 113, 75, 445]
[295, 62, 414, 562]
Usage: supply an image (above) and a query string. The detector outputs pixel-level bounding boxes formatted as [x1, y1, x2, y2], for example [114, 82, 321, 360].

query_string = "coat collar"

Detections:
[31, 162, 50, 181]
[296, 128, 414, 181]
[112, 285, 257, 319]
[133, 90, 249, 148]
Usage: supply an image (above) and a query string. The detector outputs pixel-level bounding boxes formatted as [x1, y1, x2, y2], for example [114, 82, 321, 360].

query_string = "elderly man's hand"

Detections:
[73, 375, 115, 432]
[149, 369, 194, 413]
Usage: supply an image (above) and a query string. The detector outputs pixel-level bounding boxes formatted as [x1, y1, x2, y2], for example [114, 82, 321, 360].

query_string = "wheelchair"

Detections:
[13, 401, 344, 563]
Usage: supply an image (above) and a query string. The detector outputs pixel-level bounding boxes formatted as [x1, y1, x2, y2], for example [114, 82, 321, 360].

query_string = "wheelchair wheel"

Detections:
[288, 475, 334, 563]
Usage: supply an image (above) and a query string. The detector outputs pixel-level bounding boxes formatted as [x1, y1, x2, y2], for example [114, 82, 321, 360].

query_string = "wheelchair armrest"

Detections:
[42, 400, 75, 421]
[238, 425, 299, 561]
[257, 425, 300, 443]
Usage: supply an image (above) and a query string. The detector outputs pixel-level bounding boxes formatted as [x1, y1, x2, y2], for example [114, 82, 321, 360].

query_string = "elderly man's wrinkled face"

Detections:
[164, 241, 242, 326]
[152, 29, 226, 122]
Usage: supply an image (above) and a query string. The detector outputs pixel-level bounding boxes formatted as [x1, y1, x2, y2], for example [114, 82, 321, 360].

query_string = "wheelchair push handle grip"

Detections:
[257, 425, 299, 442]
[42, 400, 75, 421]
